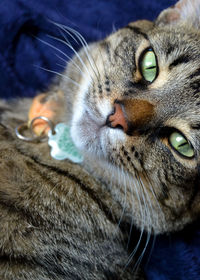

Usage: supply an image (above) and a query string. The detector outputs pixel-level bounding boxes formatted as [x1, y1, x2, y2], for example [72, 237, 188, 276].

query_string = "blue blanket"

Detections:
[1, 0, 200, 279]
[0, 0, 173, 98]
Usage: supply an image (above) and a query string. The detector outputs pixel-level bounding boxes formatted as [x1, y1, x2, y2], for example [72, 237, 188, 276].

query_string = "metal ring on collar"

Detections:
[15, 116, 55, 142]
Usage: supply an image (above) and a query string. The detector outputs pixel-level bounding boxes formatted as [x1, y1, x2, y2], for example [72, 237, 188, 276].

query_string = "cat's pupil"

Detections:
[169, 132, 194, 158]
[140, 49, 157, 82]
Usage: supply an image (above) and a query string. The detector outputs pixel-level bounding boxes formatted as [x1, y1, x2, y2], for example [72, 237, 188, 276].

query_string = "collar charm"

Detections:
[48, 123, 83, 163]
[15, 93, 83, 163]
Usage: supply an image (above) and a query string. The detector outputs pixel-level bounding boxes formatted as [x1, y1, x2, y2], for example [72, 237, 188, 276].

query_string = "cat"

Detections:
[1, 0, 200, 279]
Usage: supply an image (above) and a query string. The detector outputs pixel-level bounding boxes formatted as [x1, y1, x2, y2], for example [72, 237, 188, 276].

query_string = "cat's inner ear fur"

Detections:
[156, 0, 200, 29]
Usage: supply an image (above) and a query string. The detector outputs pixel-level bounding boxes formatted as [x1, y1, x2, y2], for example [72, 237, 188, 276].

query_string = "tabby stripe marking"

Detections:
[169, 54, 191, 69]
[15, 147, 119, 226]
[190, 123, 200, 130]
[124, 25, 148, 40]
[157, 170, 169, 201]
[189, 67, 200, 79]
[166, 44, 176, 56]
[101, 41, 112, 63]
[126, 80, 147, 90]
[0, 191, 42, 228]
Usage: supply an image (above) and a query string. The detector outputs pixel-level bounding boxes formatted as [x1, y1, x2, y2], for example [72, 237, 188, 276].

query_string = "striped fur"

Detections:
[0, 103, 143, 279]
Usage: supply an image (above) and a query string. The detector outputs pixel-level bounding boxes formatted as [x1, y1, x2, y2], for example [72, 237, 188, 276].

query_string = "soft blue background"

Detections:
[0, 0, 174, 98]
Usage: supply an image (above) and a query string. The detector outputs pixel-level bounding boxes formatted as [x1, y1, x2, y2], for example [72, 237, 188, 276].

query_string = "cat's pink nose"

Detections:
[107, 103, 128, 132]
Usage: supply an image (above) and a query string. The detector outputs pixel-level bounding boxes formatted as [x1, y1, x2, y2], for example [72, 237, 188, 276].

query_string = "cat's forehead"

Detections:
[108, 22, 200, 59]
[105, 22, 200, 95]
[149, 26, 200, 64]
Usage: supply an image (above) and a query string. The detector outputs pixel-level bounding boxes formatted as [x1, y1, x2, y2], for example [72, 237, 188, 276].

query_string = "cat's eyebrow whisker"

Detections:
[56, 61, 81, 76]
[34, 36, 79, 69]
[34, 36, 89, 81]
[56, 62, 68, 69]
[54, 53, 88, 79]
[55, 58, 85, 78]
[57, 27, 98, 80]
[50, 21, 100, 81]
[46, 34, 94, 83]
[55, 23, 101, 80]
[34, 65, 81, 88]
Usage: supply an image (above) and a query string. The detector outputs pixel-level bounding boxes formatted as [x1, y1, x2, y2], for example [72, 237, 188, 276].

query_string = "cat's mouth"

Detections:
[71, 109, 105, 155]
[70, 107, 124, 159]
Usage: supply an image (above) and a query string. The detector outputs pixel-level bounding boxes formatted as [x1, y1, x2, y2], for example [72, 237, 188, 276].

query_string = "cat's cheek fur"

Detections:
[70, 74, 92, 148]
[71, 106, 125, 159]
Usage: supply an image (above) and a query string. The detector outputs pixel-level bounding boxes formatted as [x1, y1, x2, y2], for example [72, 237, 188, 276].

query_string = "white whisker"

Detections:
[133, 229, 152, 273]
[34, 65, 81, 88]
[50, 21, 100, 80]
[34, 36, 89, 82]
[126, 174, 136, 249]
[123, 171, 145, 271]
[35, 36, 73, 63]
[54, 53, 88, 79]
[57, 24, 101, 78]
[138, 175, 153, 231]
[145, 233, 157, 269]
[143, 171, 166, 227]
[47, 34, 93, 81]
[116, 165, 128, 229]
[55, 55, 83, 77]
[56, 62, 67, 68]
[130, 174, 152, 272]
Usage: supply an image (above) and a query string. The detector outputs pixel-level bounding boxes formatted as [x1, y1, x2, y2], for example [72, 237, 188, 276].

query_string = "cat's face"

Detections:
[68, 0, 200, 234]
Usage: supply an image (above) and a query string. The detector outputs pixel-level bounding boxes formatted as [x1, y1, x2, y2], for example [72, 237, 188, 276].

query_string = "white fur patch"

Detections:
[73, 75, 92, 123]
[70, 75, 92, 147]
[97, 99, 112, 119]
[107, 127, 125, 144]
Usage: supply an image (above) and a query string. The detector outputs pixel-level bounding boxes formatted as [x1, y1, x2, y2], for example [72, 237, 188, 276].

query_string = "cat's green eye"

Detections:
[140, 49, 157, 82]
[169, 132, 194, 158]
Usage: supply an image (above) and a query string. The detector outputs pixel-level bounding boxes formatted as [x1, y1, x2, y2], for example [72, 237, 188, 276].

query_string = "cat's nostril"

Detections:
[106, 103, 128, 132]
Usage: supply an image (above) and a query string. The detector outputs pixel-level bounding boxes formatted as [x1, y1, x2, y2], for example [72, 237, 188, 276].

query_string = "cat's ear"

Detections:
[156, 0, 200, 29]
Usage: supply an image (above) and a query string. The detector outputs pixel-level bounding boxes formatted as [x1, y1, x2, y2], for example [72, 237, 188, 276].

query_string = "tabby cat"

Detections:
[1, 0, 200, 279]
